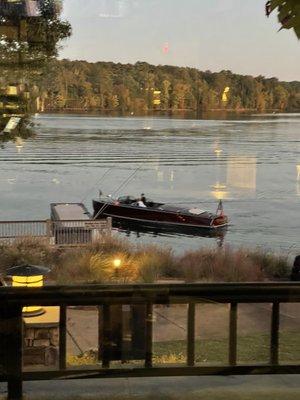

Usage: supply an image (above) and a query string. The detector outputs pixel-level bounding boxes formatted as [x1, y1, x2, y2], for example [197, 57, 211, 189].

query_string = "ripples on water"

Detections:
[0, 114, 299, 254]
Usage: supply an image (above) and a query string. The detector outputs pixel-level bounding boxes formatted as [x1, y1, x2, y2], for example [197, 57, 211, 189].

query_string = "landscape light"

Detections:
[6, 264, 50, 317]
[113, 258, 122, 269]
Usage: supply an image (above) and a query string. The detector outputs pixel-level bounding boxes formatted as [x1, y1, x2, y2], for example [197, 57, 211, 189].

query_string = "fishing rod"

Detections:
[80, 167, 112, 204]
[93, 163, 145, 220]
[93, 165, 144, 219]
[93, 167, 141, 220]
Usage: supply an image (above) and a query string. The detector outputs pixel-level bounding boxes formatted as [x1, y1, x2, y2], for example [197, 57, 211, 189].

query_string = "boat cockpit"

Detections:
[117, 195, 163, 208]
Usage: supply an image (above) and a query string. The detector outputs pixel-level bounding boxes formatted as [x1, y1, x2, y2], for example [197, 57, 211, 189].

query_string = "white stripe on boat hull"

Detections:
[101, 213, 227, 229]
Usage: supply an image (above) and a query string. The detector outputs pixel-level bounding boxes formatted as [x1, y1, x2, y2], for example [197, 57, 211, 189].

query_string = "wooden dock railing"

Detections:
[0, 218, 112, 246]
[0, 282, 299, 400]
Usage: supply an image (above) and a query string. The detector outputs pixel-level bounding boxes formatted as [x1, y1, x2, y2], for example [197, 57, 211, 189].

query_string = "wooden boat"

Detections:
[93, 195, 228, 230]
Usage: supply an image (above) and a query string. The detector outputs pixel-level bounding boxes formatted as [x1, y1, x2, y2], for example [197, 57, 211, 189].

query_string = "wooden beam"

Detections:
[229, 302, 238, 366]
[145, 303, 153, 368]
[1, 283, 299, 307]
[187, 302, 195, 367]
[59, 305, 67, 370]
[19, 364, 300, 382]
[270, 302, 280, 365]
[6, 305, 23, 400]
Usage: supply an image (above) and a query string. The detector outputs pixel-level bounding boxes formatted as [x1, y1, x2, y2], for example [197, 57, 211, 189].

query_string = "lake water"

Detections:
[1, 113, 299, 255]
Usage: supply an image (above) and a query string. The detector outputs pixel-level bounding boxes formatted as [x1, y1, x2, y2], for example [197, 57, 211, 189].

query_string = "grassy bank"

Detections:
[0, 236, 291, 284]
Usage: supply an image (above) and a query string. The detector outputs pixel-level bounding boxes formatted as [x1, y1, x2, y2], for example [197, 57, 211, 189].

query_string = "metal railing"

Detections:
[0, 220, 47, 240]
[0, 218, 112, 246]
[0, 282, 299, 400]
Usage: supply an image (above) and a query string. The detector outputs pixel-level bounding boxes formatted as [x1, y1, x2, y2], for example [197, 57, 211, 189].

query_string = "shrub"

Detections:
[95, 251, 139, 283]
[0, 237, 57, 275]
[248, 249, 289, 280]
[137, 252, 163, 283]
[50, 249, 92, 284]
[51, 246, 140, 284]
[177, 248, 215, 282]
[0, 236, 291, 284]
[87, 234, 133, 256]
[178, 247, 265, 282]
[136, 245, 177, 283]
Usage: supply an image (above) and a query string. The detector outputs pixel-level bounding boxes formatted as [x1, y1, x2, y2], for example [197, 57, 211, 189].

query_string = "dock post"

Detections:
[107, 217, 112, 234]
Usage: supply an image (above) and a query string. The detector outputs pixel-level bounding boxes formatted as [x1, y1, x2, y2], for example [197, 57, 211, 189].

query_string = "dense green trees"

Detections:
[42, 60, 300, 113]
[0, 0, 71, 134]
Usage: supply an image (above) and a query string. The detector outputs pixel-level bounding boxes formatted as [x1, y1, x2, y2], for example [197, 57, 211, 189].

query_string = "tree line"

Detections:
[41, 60, 300, 113]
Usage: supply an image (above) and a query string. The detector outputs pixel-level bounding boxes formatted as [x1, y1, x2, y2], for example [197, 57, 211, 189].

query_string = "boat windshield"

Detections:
[117, 195, 137, 204]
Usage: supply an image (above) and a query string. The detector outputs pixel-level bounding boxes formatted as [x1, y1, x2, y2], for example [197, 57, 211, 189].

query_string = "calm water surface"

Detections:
[1, 114, 299, 255]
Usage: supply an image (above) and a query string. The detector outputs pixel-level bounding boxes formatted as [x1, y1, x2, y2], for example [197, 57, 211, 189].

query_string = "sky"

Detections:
[59, 0, 300, 82]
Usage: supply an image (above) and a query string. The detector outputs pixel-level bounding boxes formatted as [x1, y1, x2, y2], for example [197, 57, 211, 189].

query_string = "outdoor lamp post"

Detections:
[113, 258, 122, 279]
[6, 264, 50, 317]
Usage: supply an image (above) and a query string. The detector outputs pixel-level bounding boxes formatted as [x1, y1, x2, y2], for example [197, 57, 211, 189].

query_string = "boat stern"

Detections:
[211, 214, 228, 228]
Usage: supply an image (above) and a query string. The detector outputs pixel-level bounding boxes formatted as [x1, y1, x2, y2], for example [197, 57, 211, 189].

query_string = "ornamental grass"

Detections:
[0, 236, 291, 284]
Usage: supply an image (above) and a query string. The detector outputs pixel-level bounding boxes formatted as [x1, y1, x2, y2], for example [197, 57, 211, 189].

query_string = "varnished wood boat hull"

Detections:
[93, 200, 228, 230]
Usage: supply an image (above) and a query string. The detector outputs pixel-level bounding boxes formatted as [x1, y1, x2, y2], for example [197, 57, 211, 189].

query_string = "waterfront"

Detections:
[0, 113, 299, 255]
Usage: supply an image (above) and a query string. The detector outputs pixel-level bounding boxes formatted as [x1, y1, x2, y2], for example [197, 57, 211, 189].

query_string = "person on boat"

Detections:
[141, 193, 146, 204]
[137, 199, 146, 207]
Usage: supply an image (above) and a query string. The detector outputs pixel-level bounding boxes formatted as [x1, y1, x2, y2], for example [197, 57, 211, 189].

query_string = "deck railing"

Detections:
[0, 218, 112, 246]
[0, 282, 299, 400]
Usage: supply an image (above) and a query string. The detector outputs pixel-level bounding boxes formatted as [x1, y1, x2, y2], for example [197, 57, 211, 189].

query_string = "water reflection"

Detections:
[296, 182, 300, 197]
[98, 0, 134, 19]
[153, 158, 175, 190]
[0, 0, 71, 141]
[0, 125, 35, 146]
[155, 169, 175, 186]
[227, 156, 257, 191]
[211, 183, 229, 201]
[14, 136, 24, 153]
[113, 219, 227, 248]
[296, 165, 300, 197]
[211, 142, 228, 200]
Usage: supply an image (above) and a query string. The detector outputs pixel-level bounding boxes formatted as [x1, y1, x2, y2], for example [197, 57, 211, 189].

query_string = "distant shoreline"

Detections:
[40, 108, 300, 118]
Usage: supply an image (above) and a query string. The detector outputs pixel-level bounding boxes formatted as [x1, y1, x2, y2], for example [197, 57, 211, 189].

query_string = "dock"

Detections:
[50, 203, 91, 221]
[0, 203, 112, 246]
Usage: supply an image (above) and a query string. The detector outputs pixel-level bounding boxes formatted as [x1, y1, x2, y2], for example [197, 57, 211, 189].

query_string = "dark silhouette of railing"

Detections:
[0, 282, 299, 400]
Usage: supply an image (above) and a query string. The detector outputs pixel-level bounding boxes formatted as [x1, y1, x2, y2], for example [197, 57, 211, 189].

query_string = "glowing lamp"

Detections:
[113, 259, 122, 269]
[6, 265, 50, 317]
[113, 258, 122, 280]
